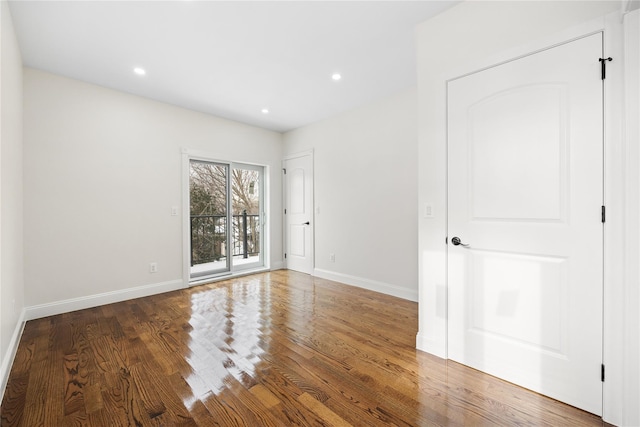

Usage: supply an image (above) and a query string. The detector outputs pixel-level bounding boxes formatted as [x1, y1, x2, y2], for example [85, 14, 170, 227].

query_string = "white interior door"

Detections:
[284, 154, 313, 274]
[447, 33, 603, 414]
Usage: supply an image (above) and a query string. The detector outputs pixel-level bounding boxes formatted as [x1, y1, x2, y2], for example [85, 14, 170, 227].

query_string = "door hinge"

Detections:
[599, 57, 612, 80]
[283, 168, 287, 175]
[601, 206, 606, 223]
[284, 208, 287, 214]
[601, 364, 605, 382]
[284, 253, 287, 259]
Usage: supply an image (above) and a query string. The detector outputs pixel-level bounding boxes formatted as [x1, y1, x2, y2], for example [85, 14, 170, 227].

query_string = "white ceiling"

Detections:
[8, 1, 459, 132]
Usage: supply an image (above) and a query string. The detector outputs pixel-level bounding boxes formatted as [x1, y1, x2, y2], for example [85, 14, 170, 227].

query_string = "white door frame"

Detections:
[439, 14, 626, 423]
[282, 150, 314, 274]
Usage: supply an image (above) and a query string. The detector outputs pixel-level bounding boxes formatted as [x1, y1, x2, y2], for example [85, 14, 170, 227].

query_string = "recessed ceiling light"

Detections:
[133, 67, 146, 76]
[261, 108, 269, 114]
[331, 73, 342, 81]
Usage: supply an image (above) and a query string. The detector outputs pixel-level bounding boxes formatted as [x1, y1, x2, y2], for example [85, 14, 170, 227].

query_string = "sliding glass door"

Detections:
[189, 159, 263, 280]
[230, 164, 263, 270]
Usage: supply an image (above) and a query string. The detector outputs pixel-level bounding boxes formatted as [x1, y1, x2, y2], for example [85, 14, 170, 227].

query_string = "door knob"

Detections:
[303, 221, 310, 225]
[451, 237, 469, 247]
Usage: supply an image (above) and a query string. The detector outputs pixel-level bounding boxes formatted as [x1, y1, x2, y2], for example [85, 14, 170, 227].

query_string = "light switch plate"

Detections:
[424, 204, 434, 218]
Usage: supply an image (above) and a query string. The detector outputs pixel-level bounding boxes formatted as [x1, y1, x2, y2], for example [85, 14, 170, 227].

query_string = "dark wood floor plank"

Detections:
[21, 319, 68, 426]
[254, 365, 331, 426]
[1, 270, 608, 426]
[96, 366, 152, 427]
[199, 388, 263, 427]
[0, 335, 35, 427]
[0, 373, 29, 427]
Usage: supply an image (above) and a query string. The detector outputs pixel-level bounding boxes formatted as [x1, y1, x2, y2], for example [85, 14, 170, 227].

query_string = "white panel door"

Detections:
[448, 33, 603, 414]
[284, 154, 313, 274]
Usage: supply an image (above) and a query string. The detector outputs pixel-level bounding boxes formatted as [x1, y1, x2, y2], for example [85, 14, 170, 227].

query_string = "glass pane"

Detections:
[189, 161, 229, 276]
[231, 167, 261, 268]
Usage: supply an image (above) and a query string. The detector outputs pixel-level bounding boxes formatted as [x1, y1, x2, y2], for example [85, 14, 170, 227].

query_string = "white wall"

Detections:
[415, 1, 635, 425]
[23, 68, 283, 314]
[283, 89, 418, 301]
[0, 0, 24, 393]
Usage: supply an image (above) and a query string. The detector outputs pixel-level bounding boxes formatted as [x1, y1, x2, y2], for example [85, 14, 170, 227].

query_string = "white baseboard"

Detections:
[313, 268, 418, 302]
[1, 308, 27, 403]
[416, 331, 447, 359]
[24, 279, 185, 321]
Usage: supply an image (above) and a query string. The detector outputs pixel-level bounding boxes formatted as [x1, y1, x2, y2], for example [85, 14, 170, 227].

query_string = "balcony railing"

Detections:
[190, 210, 260, 266]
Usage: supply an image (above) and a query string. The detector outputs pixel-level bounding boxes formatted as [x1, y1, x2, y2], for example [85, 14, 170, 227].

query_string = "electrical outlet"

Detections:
[330, 253, 335, 262]
[149, 262, 158, 273]
[171, 206, 179, 216]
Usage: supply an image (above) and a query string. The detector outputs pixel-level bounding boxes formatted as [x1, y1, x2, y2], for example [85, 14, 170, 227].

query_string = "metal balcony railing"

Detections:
[190, 210, 260, 266]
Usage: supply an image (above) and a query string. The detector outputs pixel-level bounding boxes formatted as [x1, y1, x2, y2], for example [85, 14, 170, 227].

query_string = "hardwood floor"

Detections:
[1, 270, 607, 426]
